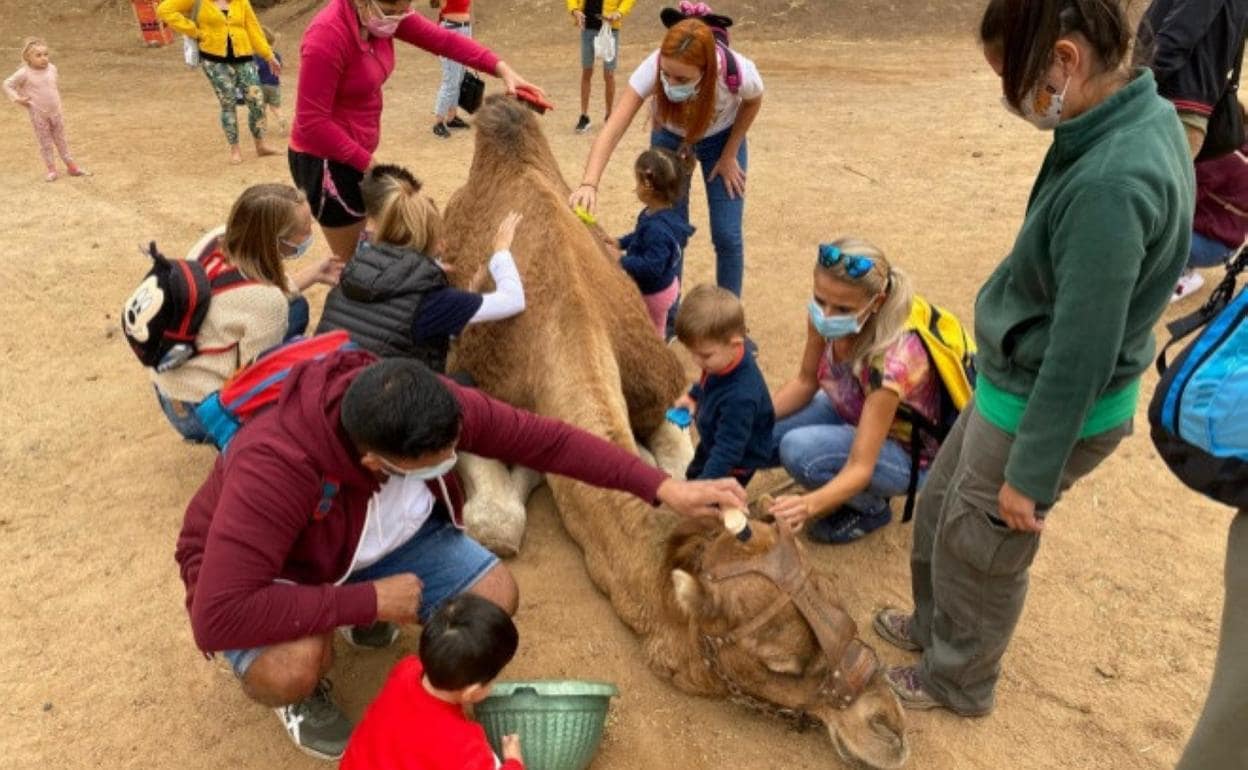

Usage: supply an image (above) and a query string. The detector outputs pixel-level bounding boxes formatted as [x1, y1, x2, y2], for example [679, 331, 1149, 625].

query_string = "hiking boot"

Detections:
[1171, 270, 1205, 303]
[339, 621, 400, 649]
[575, 114, 591, 133]
[874, 607, 921, 652]
[446, 116, 470, 129]
[274, 679, 354, 760]
[432, 122, 452, 139]
[806, 505, 891, 544]
[884, 666, 943, 711]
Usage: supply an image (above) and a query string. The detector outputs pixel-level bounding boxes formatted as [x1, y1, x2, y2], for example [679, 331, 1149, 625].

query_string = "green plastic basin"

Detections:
[473, 680, 619, 770]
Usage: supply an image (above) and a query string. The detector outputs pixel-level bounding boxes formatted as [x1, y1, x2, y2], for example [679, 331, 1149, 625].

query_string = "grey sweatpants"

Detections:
[1175, 511, 1248, 770]
[909, 405, 1129, 715]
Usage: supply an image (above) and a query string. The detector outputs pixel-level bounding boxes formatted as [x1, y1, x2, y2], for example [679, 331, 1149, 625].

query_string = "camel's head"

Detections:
[665, 518, 909, 769]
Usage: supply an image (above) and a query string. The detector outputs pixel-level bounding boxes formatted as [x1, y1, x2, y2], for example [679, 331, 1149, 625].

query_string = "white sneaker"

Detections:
[1171, 271, 1205, 303]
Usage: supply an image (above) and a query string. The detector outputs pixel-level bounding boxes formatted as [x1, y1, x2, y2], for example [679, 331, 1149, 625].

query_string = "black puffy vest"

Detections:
[316, 242, 450, 371]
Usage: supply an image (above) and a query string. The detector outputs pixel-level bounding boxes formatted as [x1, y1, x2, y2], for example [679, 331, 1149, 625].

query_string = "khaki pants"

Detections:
[1176, 512, 1248, 770]
[909, 405, 1129, 715]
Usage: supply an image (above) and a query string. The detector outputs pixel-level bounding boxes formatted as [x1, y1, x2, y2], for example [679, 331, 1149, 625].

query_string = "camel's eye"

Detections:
[748, 640, 805, 676]
[761, 657, 804, 676]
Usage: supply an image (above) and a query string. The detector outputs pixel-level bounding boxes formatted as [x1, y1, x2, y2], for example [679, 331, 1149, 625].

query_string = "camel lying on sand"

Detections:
[440, 96, 909, 770]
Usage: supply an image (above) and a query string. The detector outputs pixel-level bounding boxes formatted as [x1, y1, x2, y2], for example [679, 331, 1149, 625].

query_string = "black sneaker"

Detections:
[446, 116, 470, 129]
[432, 122, 452, 139]
[575, 114, 591, 133]
[338, 621, 400, 649]
[274, 679, 354, 760]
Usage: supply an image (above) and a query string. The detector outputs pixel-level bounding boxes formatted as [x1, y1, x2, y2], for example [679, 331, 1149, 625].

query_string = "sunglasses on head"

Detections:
[817, 244, 874, 279]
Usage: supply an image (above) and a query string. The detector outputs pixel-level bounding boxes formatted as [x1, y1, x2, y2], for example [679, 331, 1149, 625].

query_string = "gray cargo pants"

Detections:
[909, 405, 1130, 715]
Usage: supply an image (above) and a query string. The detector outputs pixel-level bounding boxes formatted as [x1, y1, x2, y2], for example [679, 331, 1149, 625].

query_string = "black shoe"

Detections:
[575, 114, 591, 133]
[446, 116, 470, 129]
[432, 122, 451, 139]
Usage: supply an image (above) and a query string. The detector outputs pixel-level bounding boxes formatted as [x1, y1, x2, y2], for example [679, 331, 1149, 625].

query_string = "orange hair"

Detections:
[655, 20, 719, 145]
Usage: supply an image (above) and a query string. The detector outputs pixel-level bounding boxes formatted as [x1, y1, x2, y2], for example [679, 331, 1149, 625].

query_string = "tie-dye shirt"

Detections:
[817, 331, 942, 466]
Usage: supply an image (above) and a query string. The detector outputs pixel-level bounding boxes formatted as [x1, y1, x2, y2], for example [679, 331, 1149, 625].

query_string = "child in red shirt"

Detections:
[340, 594, 524, 770]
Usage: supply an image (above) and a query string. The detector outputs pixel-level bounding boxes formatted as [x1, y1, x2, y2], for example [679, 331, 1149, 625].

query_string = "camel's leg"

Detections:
[645, 421, 694, 479]
[459, 453, 528, 558]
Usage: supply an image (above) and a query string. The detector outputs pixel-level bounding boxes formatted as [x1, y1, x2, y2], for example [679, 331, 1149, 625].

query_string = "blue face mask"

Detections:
[660, 72, 701, 103]
[281, 233, 314, 261]
[808, 300, 867, 340]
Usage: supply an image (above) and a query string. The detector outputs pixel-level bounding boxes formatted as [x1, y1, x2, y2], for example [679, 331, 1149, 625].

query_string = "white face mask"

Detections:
[280, 232, 314, 260]
[379, 452, 458, 480]
[1003, 74, 1071, 131]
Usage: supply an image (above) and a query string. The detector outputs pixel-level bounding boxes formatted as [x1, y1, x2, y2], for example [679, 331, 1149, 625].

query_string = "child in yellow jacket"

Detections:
[158, 0, 280, 163]
[567, 0, 635, 133]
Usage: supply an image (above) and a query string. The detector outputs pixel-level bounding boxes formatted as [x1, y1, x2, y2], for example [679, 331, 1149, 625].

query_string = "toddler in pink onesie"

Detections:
[4, 38, 89, 182]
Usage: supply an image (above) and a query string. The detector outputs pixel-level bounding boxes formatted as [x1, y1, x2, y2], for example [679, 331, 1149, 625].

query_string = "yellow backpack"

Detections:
[898, 295, 977, 520]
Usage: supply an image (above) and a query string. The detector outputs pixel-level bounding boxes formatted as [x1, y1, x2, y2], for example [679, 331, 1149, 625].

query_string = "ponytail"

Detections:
[814, 236, 914, 366]
[360, 164, 444, 254]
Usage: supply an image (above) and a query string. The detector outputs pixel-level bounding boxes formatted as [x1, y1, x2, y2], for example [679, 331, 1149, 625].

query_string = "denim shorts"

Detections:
[221, 510, 498, 677]
[580, 27, 619, 71]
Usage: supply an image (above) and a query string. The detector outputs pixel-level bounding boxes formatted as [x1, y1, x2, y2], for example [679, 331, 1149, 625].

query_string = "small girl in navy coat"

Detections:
[602, 148, 695, 337]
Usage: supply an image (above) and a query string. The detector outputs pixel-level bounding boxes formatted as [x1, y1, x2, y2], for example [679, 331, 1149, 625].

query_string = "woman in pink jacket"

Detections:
[290, 0, 544, 261]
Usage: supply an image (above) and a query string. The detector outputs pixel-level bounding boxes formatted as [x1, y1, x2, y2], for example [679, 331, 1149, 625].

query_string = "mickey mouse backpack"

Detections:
[1148, 249, 1248, 508]
[121, 228, 251, 372]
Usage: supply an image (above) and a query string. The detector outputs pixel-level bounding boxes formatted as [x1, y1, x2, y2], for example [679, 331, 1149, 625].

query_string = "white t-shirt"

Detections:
[627, 47, 764, 139]
[351, 473, 440, 571]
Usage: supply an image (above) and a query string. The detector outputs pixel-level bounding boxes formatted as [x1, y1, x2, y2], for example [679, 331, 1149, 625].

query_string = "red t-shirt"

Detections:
[340, 657, 524, 770]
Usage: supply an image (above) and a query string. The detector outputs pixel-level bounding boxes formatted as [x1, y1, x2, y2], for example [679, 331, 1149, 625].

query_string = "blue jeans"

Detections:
[1190, 231, 1235, 269]
[156, 388, 211, 443]
[434, 22, 472, 118]
[771, 391, 922, 516]
[222, 510, 498, 677]
[286, 295, 309, 339]
[652, 126, 748, 313]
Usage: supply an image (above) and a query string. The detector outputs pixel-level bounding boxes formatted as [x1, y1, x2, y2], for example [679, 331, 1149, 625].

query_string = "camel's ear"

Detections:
[670, 569, 706, 618]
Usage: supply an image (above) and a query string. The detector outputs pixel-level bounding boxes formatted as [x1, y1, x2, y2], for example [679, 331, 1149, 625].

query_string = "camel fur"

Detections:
[440, 96, 908, 769]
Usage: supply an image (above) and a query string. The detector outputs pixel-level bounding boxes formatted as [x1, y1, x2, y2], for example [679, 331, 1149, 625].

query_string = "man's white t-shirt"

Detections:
[352, 473, 439, 571]
[627, 47, 764, 139]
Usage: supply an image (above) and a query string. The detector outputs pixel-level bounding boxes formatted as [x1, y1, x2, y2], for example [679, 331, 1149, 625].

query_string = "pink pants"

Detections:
[642, 279, 679, 338]
[29, 110, 73, 169]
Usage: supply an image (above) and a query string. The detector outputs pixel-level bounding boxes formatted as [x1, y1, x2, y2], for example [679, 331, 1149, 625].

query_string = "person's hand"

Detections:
[767, 494, 818, 532]
[311, 256, 343, 286]
[998, 482, 1043, 533]
[597, 230, 620, 251]
[501, 734, 523, 763]
[673, 393, 697, 415]
[14, 96, 30, 108]
[708, 153, 747, 199]
[605, 12, 622, 21]
[268, 58, 282, 78]
[495, 61, 546, 100]
[493, 211, 523, 253]
[572, 9, 586, 28]
[656, 477, 748, 519]
[373, 573, 424, 624]
[569, 184, 598, 217]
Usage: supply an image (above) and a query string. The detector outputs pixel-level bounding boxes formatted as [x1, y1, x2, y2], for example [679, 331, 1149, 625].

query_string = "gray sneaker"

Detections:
[274, 679, 354, 760]
[339, 621, 400, 649]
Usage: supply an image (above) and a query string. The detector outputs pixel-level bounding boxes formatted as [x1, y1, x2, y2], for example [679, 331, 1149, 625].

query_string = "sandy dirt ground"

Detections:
[0, 1, 1235, 768]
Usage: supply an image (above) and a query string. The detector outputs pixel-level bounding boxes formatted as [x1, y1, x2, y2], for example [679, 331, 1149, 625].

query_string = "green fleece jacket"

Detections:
[974, 69, 1193, 505]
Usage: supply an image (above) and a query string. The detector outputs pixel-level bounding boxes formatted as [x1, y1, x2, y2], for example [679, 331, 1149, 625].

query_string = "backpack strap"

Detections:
[165, 258, 210, 344]
[1158, 247, 1247, 374]
[716, 40, 741, 95]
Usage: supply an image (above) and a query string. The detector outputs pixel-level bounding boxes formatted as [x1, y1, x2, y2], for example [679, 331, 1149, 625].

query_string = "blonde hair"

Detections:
[223, 184, 306, 290]
[20, 37, 47, 64]
[360, 165, 443, 254]
[675, 284, 747, 345]
[815, 236, 914, 367]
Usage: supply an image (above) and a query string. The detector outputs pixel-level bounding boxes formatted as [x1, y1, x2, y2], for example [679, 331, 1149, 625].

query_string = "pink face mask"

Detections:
[364, 0, 412, 38]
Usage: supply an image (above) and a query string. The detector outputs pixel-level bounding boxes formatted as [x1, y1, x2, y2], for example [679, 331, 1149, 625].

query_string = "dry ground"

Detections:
[0, 1, 1233, 768]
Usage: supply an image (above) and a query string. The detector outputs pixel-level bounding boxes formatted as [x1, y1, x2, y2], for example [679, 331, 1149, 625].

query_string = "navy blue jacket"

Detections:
[618, 207, 695, 295]
[1136, 0, 1248, 159]
[686, 346, 775, 481]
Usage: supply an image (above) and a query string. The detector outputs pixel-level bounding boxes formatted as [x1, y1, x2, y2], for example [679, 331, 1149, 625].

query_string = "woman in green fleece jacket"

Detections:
[871, 0, 1194, 716]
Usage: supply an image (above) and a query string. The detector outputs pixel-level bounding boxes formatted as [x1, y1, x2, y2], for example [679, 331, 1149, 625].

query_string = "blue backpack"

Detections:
[1148, 250, 1248, 508]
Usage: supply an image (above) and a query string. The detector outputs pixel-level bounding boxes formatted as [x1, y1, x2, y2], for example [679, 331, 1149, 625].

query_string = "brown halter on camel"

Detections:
[698, 522, 880, 716]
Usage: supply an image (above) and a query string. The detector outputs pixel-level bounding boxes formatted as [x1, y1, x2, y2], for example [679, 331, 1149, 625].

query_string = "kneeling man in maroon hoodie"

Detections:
[175, 350, 745, 760]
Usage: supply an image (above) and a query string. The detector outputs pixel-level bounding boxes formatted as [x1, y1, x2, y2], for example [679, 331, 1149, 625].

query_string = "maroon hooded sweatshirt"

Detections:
[175, 350, 668, 653]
